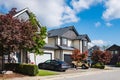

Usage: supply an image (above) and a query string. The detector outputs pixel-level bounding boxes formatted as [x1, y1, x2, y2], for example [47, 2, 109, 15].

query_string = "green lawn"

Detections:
[37, 69, 59, 76]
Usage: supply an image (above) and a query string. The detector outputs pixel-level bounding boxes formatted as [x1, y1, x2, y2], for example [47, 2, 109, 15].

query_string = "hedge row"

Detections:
[91, 62, 105, 69]
[5, 63, 38, 76]
[116, 62, 120, 67]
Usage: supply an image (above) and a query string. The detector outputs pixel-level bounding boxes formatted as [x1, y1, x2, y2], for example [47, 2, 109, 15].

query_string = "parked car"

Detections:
[71, 60, 90, 69]
[38, 60, 70, 72]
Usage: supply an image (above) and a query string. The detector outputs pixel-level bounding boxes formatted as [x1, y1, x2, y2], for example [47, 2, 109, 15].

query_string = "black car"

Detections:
[38, 60, 70, 72]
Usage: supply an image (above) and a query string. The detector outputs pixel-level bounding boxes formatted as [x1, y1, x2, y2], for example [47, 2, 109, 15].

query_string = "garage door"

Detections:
[30, 53, 52, 65]
[64, 54, 72, 64]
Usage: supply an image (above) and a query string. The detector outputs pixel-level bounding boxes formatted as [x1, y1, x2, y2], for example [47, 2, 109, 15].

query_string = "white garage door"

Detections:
[29, 53, 52, 65]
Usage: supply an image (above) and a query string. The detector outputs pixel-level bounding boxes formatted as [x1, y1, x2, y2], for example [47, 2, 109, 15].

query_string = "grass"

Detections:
[37, 69, 59, 76]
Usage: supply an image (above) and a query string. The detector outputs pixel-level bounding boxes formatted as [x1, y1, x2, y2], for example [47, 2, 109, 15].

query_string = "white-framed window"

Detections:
[84, 41, 87, 46]
[62, 38, 67, 46]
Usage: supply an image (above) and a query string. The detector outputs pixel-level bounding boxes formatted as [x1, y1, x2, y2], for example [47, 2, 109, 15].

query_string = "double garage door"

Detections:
[30, 53, 52, 65]
[64, 54, 72, 64]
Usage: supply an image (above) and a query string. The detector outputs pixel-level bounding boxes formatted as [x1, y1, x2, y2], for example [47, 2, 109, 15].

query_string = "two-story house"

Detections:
[42, 26, 91, 64]
[106, 44, 120, 65]
[0, 8, 41, 67]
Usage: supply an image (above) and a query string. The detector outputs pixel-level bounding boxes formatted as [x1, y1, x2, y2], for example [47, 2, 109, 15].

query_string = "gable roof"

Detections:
[14, 8, 41, 28]
[106, 44, 120, 51]
[76, 34, 91, 42]
[88, 45, 100, 51]
[48, 26, 79, 37]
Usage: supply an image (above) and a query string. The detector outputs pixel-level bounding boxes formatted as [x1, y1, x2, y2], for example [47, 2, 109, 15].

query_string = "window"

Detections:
[62, 38, 67, 46]
[84, 41, 87, 46]
[115, 51, 118, 54]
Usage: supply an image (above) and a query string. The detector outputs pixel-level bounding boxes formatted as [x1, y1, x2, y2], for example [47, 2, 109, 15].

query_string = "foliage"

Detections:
[91, 50, 112, 64]
[71, 49, 88, 62]
[116, 62, 120, 67]
[37, 70, 58, 76]
[5, 63, 38, 76]
[0, 8, 47, 55]
[91, 62, 105, 69]
[25, 11, 47, 55]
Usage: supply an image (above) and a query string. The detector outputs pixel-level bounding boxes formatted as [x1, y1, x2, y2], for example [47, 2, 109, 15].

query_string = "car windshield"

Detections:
[57, 60, 66, 64]
[44, 60, 51, 63]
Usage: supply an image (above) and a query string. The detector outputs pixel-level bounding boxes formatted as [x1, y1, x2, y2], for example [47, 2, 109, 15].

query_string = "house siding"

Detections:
[62, 30, 77, 39]
[48, 38, 56, 46]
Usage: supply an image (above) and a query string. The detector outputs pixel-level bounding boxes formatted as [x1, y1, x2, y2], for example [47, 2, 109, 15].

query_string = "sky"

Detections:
[0, 0, 120, 48]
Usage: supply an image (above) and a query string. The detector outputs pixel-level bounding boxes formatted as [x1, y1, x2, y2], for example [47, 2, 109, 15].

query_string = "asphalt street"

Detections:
[46, 69, 120, 80]
[3, 67, 120, 80]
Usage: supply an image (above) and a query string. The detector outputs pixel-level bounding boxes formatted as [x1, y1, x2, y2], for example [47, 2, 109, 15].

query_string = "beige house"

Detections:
[42, 26, 91, 64]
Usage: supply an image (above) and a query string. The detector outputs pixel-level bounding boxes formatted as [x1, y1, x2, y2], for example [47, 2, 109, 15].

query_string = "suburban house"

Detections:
[106, 44, 120, 65]
[0, 8, 41, 71]
[31, 26, 91, 65]
[88, 45, 100, 64]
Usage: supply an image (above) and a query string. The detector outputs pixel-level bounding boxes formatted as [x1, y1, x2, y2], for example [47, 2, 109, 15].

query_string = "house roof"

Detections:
[48, 26, 79, 37]
[13, 8, 30, 17]
[14, 8, 41, 28]
[57, 45, 75, 50]
[106, 44, 120, 51]
[88, 45, 100, 51]
[75, 34, 91, 42]
[43, 44, 75, 50]
[48, 26, 91, 42]
[43, 44, 58, 50]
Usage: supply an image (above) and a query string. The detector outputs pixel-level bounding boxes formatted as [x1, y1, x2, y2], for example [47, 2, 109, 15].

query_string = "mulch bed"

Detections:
[0, 73, 26, 79]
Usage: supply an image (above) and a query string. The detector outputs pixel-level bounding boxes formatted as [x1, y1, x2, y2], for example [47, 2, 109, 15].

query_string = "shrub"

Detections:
[91, 62, 105, 69]
[5, 63, 38, 76]
[116, 62, 120, 67]
[5, 63, 20, 71]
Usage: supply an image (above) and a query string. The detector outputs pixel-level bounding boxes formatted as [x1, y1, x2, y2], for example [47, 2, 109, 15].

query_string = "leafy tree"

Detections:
[91, 50, 112, 64]
[0, 8, 46, 56]
[71, 49, 88, 62]
[28, 12, 47, 55]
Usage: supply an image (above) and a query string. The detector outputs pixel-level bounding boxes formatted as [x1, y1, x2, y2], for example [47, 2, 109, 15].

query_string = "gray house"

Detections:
[106, 44, 120, 65]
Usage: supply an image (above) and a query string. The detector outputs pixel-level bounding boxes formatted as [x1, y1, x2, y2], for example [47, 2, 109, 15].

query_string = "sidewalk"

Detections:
[0, 67, 116, 80]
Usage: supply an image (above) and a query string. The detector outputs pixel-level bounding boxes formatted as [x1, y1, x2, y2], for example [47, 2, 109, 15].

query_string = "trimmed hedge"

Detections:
[5, 63, 38, 76]
[116, 62, 120, 67]
[91, 62, 105, 69]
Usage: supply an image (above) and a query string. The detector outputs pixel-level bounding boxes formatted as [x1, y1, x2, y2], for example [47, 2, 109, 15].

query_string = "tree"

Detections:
[71, 49, 88, 62]
[0, 8, 46, 56]
[91, 50, 112, 64]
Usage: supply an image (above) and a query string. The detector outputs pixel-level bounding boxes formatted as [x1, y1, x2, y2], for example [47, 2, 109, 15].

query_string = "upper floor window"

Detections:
[115, 51, 118, 54]
[84, 41, 87, 46]
[62, 38, 67, 46]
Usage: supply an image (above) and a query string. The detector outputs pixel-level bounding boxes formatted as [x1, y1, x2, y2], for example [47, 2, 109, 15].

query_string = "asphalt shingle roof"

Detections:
[48, 26, 79, 37]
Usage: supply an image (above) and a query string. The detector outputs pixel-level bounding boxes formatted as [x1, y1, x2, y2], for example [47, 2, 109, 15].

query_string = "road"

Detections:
[4, 67, 120, 80]
[43, 68, 120, 80]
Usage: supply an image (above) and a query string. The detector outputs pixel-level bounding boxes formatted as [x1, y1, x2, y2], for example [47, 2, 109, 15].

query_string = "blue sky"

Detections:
[0, 0, 120, 47]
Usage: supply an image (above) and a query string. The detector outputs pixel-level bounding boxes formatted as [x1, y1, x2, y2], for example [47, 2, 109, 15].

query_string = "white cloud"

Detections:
[71, 0, 102, 13]
[103, 0, 120, 21]
[106, 22, 112, 27]
[88, 40, 107, 47]
[95, 21, 101, 27]
[0, 0, 78, 27]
